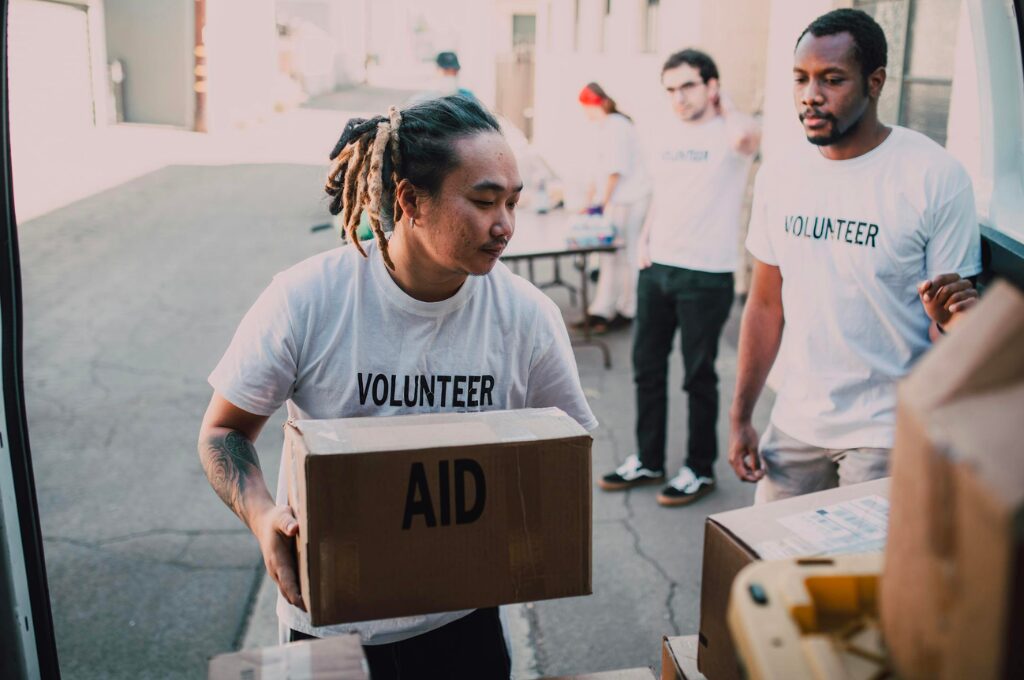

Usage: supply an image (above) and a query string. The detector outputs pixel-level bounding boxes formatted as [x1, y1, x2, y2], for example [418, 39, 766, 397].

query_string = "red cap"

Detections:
[578, 86, 603, 107]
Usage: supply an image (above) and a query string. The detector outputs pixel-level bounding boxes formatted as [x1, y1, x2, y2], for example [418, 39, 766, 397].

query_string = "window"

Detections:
[642, 0, 659, 54]
[513, 14, 536, 47]
[599, 0, 611, 53]
[855, 0, 961, 146]
[573, 0, 581, 51]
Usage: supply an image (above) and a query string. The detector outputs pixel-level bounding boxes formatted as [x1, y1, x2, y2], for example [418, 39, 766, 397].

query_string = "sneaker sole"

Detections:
[656, 484, 716, 507]
[598, 476, 665, 491]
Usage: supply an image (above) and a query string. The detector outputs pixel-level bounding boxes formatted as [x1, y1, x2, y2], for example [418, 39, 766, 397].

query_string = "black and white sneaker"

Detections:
[599, 454, 665, 491]
[657, 466, 716, 506]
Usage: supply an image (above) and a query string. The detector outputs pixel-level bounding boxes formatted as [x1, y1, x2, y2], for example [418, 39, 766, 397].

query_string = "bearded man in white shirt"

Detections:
[728, 9, 981, 501]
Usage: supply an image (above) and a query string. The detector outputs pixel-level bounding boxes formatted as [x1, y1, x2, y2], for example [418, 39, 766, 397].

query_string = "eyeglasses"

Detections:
[665, 81, 704, 95]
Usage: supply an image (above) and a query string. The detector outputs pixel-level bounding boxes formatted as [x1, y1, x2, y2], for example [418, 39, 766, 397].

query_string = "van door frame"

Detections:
[0, 0, 62, 676]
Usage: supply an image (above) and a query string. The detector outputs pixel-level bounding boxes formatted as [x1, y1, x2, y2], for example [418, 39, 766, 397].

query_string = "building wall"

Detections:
[277, 0, 370, 90]
[104, 0, 193, 127]
[759, 0, 843, 165]
[205, 0, 279, 131]
[532, 0, 769, 201]
[362, 0, 502, 108]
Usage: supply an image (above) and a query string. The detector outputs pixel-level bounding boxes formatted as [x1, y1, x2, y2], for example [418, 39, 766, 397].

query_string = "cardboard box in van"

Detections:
[882, 281, 1024, 680]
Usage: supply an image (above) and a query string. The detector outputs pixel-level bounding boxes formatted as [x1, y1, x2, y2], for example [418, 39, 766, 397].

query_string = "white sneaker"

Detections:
[657, 466, 716, 506]
[599, 454, 666, 491]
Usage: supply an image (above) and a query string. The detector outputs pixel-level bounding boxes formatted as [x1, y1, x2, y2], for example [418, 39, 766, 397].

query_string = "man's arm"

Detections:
[717, 93, 761, 156]
[600, 173, 621, 210]
[198, 393, 305, 609]
[728, 260, 784, 482]
[635, 202, 656, 269]
[918, 273, 979, 341]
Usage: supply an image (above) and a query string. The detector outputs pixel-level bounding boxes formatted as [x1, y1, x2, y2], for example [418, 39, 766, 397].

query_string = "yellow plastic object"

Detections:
[727, 553, 897, 680]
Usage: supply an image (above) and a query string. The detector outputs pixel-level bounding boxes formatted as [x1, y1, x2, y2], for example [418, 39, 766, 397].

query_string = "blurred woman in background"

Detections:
[577, 82, 651, 333]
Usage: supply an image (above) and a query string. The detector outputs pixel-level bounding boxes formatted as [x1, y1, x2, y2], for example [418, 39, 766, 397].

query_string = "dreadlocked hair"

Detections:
[324, 95, 501, 270]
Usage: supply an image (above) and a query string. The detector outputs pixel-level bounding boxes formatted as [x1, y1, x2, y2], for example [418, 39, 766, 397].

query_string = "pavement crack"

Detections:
[43, 535, 256, 573]
[621, 491, 682, 636]
[234, 564, 267, 650]
[84, 527, 250, 546]
[525, 602, 549, 676]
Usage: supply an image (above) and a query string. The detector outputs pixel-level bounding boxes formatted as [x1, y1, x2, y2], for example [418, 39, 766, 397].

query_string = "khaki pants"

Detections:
[754, 423, 890, 504]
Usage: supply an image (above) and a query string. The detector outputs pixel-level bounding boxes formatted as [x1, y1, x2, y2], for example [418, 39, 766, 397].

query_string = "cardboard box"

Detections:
[285, 408, 592, 626]
[208, 634, 367, 679]
[661, 635, 705, 680]
[882, 281, 1024, 680]
[542, 669, 656, 680]
[697, 478, 890, 680]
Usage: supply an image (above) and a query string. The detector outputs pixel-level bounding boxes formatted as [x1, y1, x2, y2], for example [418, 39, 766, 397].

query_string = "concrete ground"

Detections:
[18, 86, 772, 678]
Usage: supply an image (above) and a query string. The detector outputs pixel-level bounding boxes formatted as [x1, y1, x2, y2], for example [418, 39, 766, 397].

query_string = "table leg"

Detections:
[536, 256, 580, 307]
[572, 254, 611, 369]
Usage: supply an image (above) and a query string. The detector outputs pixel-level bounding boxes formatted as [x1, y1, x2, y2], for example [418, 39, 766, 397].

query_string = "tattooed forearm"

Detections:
[200, 430, 263, 523]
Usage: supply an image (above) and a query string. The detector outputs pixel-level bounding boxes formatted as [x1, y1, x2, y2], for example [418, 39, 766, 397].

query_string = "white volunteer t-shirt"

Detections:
[746, 126, 982, 449]
[590, 113, 651, 205]
[208, 240, 597, 645]
[647, 116, 753, 272]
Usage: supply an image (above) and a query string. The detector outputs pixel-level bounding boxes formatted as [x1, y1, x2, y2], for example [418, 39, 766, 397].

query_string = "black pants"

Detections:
[633, 264, 734, 477]
[289, 607, 510, 679]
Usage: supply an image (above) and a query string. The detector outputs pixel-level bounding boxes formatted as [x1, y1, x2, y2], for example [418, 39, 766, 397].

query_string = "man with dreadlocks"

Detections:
[198, 95, 596, 678]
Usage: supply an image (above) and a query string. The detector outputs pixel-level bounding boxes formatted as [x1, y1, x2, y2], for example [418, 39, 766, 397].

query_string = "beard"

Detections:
[801, 99, 868, 146]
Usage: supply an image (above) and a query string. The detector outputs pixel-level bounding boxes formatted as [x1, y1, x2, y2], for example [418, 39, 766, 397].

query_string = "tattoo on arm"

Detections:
[200, 430, 263, 522]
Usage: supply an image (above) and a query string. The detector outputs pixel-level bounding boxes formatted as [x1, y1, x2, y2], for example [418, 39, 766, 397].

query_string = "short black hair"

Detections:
[797, 9, 887, 83]
[436, 51, 460, 71]
[661, 49, 719, 83]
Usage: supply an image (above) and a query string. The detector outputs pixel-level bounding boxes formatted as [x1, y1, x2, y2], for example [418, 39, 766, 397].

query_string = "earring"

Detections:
[410, 217, 415, 228]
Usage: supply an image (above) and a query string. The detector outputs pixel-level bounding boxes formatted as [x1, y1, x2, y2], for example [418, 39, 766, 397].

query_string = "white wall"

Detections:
[205, 0, 279, 131]
[360, 0, 526, 109]
[277, 0, 369, 89]
[759, 0, 838, 165]
[532, 0, 777, 201]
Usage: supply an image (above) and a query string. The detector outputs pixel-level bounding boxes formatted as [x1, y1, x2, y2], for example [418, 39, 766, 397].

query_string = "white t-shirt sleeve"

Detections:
[525, 301, 598, 431]
[208, 276, 300, 416]
[744, 165, 777, 265]
[924, 181, 983, 279]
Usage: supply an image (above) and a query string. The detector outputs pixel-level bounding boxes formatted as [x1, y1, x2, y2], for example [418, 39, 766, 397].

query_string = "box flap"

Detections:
[291, 408, 588, 455]
[207, 634, 367, 679]
[901, 281, 1024, 411]
[541, 669, 656, 679]
[662, 635, 704, 680]
[930, 382, 1024, 509]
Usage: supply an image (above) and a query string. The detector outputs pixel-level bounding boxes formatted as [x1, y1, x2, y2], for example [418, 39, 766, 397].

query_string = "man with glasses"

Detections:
[599, 49, 760, 506]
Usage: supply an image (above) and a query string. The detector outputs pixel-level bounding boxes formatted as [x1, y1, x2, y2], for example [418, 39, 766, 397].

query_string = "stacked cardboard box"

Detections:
[285, 408, 593, 626]
[881, 281, 1024, 680]
[697, 479, 890, 680]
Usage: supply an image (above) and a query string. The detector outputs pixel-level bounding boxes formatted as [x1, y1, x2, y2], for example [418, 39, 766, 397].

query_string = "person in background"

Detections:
[599, 49, 760, 507]
[729, 9, 981, 502]
[576, 82, 652, 334]
[198, 95, 596, 679]
[435, 51, 475, 100]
